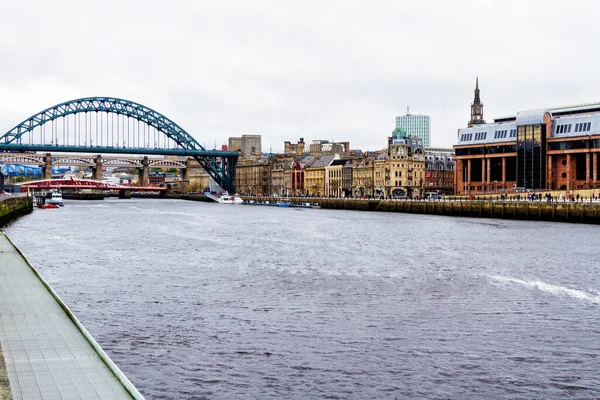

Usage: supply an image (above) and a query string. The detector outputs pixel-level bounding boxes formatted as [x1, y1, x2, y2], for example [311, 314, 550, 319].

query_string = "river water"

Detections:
[3, 198, 600, 399]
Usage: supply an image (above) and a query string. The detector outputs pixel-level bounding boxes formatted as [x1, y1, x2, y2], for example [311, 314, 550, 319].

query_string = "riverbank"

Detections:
[241, 196, 600, 224]
[0, 195, 33, 227]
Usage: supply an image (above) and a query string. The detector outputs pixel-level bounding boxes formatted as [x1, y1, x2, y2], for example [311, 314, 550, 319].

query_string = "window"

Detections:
[587, 122, 591, 131]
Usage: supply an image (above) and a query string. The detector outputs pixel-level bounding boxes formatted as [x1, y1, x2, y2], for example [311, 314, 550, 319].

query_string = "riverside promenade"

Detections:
[0, 233, 144, 399]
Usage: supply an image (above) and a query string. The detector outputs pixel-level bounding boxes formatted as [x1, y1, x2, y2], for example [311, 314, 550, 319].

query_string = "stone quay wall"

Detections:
[0, 195, 33, 228]
[241, 197, 600, 224]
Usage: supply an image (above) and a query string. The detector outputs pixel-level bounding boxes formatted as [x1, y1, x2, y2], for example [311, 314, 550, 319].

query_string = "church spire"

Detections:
[474, 77, 481, 104]
[468, 77, 485, 127]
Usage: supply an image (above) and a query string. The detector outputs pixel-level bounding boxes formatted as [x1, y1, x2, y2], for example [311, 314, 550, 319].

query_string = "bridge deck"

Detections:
[0, 234, 143, 400]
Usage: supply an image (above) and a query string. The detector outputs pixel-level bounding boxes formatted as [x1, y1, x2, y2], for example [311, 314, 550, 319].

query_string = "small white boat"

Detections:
[217, 192, 243, 204]
[47, 190, 64, 207]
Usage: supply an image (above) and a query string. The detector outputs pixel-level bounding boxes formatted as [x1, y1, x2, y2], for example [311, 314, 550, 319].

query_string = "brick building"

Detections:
[454, 80, 600, 194]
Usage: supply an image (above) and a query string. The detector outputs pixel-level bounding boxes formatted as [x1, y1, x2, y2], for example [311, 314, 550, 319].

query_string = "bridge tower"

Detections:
[42, 154, 52, 180]
[92, 156, 103, 181]
[138, 156, 149, 187]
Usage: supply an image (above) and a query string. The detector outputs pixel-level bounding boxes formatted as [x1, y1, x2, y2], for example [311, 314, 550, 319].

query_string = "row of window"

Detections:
[475, 132, 487, 140]
[460, 133, 473, 142]
[494, 130, 508, 139]
[556, 124, 572, 134]
[556, 122, 594, 134]
[575, 122, 591, 133]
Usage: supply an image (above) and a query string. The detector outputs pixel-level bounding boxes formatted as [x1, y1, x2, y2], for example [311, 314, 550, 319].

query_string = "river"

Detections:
[3, 198, 600, 399]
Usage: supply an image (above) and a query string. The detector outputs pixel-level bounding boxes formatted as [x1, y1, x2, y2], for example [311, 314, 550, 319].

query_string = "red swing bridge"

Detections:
[19, 178, 167, 192]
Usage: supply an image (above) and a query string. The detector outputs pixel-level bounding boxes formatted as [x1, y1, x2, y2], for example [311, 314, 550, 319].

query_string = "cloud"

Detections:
[1, 0, 600, 152]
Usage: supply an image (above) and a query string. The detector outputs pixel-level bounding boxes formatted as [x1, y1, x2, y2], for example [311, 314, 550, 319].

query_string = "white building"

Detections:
[395, 112, 431, 147]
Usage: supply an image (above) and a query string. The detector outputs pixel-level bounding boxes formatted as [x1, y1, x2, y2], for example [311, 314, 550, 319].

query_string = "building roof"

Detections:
[307, 154, 337, 168]
[330, 159, 347, 166]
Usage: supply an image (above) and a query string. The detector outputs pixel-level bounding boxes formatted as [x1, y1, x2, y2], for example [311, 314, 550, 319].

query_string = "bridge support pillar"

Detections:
[92, 155, 103, 181]
[118, 190, 131, 199]
[42, 153, 52, 180]
[179, 158, 192, 191]
[138, 156, 149, 187]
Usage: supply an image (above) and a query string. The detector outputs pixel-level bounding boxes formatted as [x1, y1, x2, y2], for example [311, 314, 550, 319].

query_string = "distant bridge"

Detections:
[0, 97, 237, 192]
[19, 178, 166, 192]
[0, 163, 70, 177]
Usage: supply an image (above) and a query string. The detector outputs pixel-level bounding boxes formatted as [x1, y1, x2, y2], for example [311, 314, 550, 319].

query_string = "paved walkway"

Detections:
[0, 234, 143, 399]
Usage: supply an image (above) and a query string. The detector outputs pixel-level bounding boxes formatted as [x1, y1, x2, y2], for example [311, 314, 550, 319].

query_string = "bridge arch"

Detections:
[0, 97, 238, 192]
[1, 97, 204, 151]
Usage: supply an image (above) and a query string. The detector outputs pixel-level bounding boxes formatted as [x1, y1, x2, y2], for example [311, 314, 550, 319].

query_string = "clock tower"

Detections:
[468, 77, 485, 127]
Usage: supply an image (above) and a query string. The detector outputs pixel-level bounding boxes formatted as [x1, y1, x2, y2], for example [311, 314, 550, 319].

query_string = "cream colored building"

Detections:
[324, 159, 345, 197]
[304, 155, 337, 196]
[388, 139, 425, 197]
[352, 160, 375, 197]
[236, 158, 271, 195]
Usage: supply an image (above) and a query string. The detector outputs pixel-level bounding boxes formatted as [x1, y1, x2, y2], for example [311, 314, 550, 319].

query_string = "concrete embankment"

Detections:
[0, 196, 33, 227]
[241, 197, 600, 224]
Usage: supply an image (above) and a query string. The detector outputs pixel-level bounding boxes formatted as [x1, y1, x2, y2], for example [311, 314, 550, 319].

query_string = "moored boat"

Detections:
[39, 203, 59, 209]
[47, 190, 64, 207]
[217, 192, 244, 204]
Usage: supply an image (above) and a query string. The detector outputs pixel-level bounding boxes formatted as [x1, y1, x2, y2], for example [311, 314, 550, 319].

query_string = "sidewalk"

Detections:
[0, 234, 143, 400]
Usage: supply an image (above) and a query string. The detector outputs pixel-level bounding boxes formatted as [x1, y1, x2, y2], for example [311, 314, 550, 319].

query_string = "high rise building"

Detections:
[395, 110, 431, 147]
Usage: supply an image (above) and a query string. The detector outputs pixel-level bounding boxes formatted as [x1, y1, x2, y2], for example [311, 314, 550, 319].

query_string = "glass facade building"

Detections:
[395, 114, 431, 148]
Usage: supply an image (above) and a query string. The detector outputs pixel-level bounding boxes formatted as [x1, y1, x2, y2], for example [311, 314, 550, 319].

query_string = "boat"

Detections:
[244, 200, 320, 209]
[217, 192, 244, 204]
[39, 203, 59, 209]
[47, 190, 64, 207]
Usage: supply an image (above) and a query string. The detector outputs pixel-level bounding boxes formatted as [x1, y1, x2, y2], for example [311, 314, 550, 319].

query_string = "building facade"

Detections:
[387, 135, 425, 197]
[455, 91, 600, 194]
[425, 147, 455, 195]
[395, 112, 431, 147]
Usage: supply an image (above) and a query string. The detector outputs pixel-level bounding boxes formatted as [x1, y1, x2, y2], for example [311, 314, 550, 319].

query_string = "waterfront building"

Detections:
[374, 158, 387, 197]
[396, 111, 431, 147]
[425, 147, 455, 195]
[235, 157, 271, 195]
[342, 161, 353, 197]
[454, 89, 600, 194]
[352, 159, 375, 197]
[305, 155, 338, 196]
[270, 160, 294, 196]
[387, 132, 426, 197]
[291, 156, 317, 195]
[324, 159, 347, 197]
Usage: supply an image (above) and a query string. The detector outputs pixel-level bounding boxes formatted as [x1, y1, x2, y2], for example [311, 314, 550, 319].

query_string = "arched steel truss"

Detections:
[0, 97, 238, 191]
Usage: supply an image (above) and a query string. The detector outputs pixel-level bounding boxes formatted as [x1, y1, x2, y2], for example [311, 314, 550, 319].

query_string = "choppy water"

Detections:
[4, 198, 600, 399]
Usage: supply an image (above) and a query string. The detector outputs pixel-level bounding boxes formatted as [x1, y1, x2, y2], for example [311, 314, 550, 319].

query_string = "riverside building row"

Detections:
[454, 80, 600, 195]
[234, 137, 454, 198]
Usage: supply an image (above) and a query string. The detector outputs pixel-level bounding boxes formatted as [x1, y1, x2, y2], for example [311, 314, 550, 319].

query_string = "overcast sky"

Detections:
[1, 0, 599, 152]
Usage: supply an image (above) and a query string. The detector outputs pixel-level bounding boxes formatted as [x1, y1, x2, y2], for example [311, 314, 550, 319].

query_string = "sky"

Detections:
[1, 0, 600, 153]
